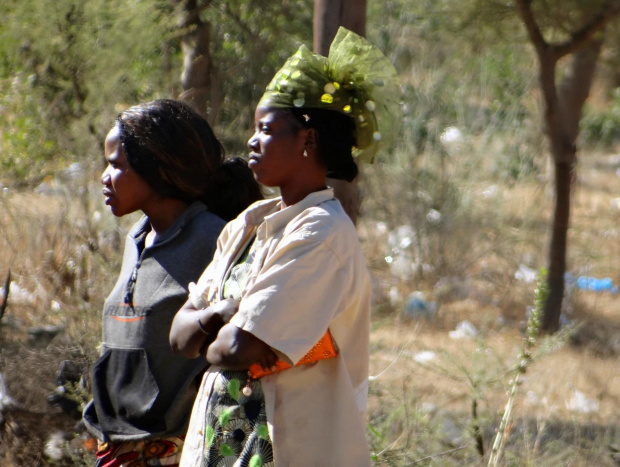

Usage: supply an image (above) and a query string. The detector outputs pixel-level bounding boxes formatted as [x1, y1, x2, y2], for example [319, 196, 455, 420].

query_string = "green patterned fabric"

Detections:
[258, 27, 400, 163]
[202, 370, 274, 467]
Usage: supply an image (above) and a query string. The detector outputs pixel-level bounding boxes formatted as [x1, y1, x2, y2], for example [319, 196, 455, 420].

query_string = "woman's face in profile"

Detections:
[101, 125, 156, 218]
[247, 107, 307, 188]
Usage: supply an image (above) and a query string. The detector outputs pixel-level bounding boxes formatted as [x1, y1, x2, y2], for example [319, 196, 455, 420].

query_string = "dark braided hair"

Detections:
[117, 99, 263, 221]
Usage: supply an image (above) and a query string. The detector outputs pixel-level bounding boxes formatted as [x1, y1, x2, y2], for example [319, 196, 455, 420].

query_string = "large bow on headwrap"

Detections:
[258, 27, 400, 163]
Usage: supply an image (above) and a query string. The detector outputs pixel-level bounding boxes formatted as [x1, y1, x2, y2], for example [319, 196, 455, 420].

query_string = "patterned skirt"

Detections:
[202, 370, 274, 467]
[96, 436, 184, 467]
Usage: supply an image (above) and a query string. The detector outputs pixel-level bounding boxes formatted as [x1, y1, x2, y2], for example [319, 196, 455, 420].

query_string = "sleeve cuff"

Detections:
[230, 313, 295, 366]
[188, 282, 207, 309]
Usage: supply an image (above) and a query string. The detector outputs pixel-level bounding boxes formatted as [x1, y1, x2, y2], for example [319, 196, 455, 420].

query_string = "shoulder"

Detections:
[221, 197, 280, 238]
[192, 209, 227, 230]
[289, 198, 356, 239]
[278, 199, 363, 267]
[163, 209, 226, 265]
[185, 209, 227, 239]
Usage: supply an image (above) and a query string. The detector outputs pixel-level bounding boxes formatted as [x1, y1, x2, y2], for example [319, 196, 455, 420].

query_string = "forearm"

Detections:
[169, 301, 218, 358]
[170, 298, 237, 358]
[207, 323, 277, 370]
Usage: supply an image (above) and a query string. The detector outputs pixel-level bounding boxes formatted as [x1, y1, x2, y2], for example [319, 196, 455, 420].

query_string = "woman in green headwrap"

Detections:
[170, 27, 399, 467]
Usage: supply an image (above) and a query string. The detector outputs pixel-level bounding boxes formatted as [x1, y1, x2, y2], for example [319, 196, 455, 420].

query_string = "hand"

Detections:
[170, 299, 206, 358]
[170, 298, 238, 359]
[254, 347, 279, 372]
[210, 298, 239, 326]
[207, 323, 280, 371]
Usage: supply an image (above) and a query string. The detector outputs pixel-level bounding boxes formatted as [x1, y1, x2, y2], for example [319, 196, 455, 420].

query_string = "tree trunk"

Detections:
[544, 159, 572, 332]
[540, 39, 603, 333]
[558, 38, 604, 142]
[313, 0, 367, 55]
[313, 0, 367, 224]
[514, 0, 619, 333]
[175, 0, 213, 120]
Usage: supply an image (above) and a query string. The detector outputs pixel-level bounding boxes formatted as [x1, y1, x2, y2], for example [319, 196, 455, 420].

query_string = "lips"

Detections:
[102, 189, 114, 205]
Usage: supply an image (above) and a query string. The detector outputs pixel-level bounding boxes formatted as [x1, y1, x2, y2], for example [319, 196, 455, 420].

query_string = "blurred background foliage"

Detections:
[3, 0, 620, 294]
[2, 0, 620, 291]
[0, 0, 314, 184]
[205, 0, 313, 151]
[5, 0, 620, 293]
[2, 2, 620, 464]
[2, 0, 620, 185]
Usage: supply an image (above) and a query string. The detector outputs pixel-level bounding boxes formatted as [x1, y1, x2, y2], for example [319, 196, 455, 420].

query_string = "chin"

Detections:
[107, 205, 124, 217]
[252, 174, 275, 187]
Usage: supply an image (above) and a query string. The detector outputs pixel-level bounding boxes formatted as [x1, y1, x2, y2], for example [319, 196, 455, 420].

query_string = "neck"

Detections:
[143, 198, 190, 237]
[278, 154, 328, 207]
[280, 183, 327, 208]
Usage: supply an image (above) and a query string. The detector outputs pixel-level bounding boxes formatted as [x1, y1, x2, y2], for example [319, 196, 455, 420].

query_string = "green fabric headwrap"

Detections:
[258, 27, 400, 163]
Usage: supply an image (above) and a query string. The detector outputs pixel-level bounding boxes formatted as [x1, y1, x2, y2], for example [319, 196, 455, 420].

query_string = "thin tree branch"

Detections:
[553, 2, 620, 59]
[515, 0, 620, 61]
[514, 0, 548, 54]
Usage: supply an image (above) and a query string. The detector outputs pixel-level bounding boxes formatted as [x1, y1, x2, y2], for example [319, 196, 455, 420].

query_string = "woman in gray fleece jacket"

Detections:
[82, 99, 262, 467]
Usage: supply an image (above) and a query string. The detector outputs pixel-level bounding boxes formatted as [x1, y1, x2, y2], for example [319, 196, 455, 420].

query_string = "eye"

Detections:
[106, 158, 119, 169]
[256, 120, 273, 133]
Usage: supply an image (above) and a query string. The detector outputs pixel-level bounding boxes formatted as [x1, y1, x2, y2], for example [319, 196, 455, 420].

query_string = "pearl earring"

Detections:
[303, 149, 308, 157]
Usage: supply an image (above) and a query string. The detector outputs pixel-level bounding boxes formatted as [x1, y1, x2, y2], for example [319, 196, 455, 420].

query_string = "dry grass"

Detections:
[367, 319, 619, 465]
[0, 179, 129, 465]
[359, 154, 620, 465]
[0, 158, 619, 465]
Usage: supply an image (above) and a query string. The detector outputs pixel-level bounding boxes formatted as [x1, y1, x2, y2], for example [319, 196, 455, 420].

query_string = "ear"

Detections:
[304, 128, 318, 151]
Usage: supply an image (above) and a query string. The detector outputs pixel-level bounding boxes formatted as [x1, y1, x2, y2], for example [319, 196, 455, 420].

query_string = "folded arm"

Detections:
[207, 323, 278, 371]
[170, 298, 239, 359]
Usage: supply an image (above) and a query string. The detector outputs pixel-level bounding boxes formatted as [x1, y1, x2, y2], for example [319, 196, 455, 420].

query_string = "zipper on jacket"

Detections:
[122, 214, 188, 306]
[124, 242, 150, 306]
[124, 265, 138, 305]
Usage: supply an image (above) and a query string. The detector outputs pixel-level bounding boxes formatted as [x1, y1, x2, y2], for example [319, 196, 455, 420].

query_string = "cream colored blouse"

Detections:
[181, 189, 372, 467]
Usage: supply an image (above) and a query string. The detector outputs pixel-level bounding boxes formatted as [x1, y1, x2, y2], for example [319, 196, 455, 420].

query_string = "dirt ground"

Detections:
[1, 295, 618, 466]
[1, 165, 620, 465]
[366, 293, 620, 465]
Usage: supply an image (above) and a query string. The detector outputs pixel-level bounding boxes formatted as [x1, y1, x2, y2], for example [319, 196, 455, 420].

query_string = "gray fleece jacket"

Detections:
[83, 202, 225, 442]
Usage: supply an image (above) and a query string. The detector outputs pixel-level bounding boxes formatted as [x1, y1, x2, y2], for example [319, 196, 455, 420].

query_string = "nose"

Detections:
[248, 132, 259, 152]
[101, 166, 111, 185]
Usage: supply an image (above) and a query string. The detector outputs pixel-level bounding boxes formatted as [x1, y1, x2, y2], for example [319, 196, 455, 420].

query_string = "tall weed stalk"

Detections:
[487, 269, 573, 466]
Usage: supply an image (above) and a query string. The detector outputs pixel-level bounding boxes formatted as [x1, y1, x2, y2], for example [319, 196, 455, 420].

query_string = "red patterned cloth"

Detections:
[96, 436, 184, 467]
